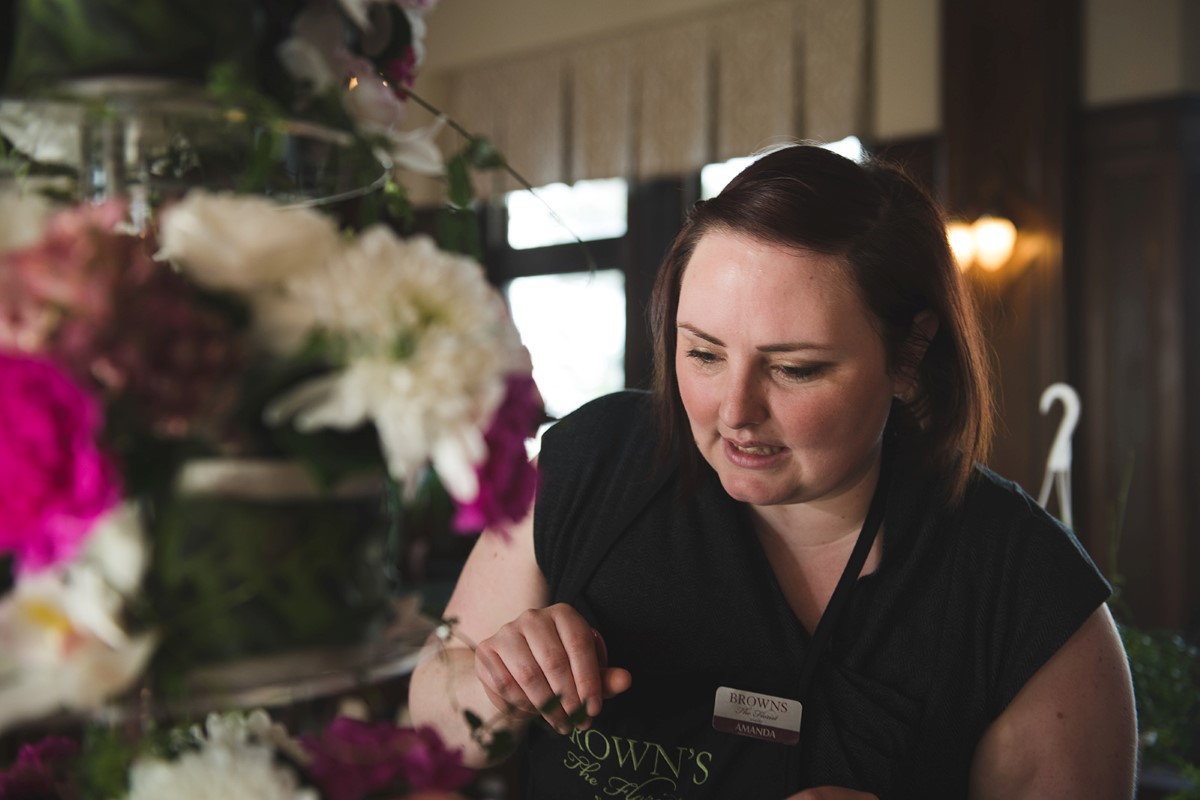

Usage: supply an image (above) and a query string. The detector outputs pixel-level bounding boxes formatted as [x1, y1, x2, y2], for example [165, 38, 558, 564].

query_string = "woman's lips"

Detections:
[722, 438, 787, 467]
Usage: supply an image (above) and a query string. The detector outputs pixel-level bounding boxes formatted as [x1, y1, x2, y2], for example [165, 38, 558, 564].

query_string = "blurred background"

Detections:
[398, 0, 1200, 638]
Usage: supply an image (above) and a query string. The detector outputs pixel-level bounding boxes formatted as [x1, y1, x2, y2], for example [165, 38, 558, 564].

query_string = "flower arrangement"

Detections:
[0, 709, 473, 799]
[0, 0, 540, 796]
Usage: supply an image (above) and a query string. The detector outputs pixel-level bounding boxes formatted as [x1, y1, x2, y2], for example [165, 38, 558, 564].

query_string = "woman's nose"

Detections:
[718, 371, 767, 429]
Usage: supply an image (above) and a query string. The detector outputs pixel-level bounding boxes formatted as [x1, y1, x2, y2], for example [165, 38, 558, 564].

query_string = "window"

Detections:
[700, 136, 867, 199]
[505, 269, 627, 452]
[505, 178, 628, 249]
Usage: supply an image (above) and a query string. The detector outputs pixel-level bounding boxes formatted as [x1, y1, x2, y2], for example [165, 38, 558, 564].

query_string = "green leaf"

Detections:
[434, 207, 481, 259]
[485, 729, 516, 761]
[384, 179, 415, 229]
[445, 154, 473, 208]
[464, 136, 507, 170]
[538, 694, 564, 715]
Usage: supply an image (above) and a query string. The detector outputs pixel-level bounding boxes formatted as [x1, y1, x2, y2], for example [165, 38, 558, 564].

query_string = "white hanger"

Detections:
[1036, 382, 1081, 529]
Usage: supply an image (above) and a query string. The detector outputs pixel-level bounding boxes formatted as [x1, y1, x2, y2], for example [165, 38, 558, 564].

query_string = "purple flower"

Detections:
[301, 718, 473, 800]
[0, 736, 80, 798]
[453, 373, 542, 534]
[0, 352, 120, 574]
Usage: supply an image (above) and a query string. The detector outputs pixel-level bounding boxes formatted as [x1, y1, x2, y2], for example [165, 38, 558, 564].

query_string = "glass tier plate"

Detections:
[0, 76, 386, 217]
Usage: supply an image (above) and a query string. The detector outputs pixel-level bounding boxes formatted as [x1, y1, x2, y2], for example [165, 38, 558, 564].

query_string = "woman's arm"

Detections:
[406, 485, 631, 767]
[968, 604, 1137, 799]
[406, 503, 545, 765]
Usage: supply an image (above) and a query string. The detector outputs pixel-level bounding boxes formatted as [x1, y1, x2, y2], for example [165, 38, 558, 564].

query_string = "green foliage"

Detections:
[462, 136, 506, 171]
[1121, 626, 1200, 768]
[4, 0, 256, 92]
[1105, 451, 1200, 785]
[147, 488, 393, 682]
[76, 726, 143, 800]
[1169, 764, 1200, 800]
[435, 205, 482, 260]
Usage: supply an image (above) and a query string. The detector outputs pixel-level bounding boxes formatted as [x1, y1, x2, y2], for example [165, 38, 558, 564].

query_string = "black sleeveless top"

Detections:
[529, 391, 1110, 799]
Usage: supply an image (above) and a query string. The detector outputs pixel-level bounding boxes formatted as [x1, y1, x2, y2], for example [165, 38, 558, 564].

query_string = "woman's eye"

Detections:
[685, 348, 719, 365]
[777, 364, 825, 381]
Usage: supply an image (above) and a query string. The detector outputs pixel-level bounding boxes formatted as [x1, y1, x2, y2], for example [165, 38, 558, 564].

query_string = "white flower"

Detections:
[81, 501, 149, 597]
[338, 50, 409, 132]
[264, 230, 529, 499]
[0, 503, 155, 733]
[0, 189, 51, 253]
[126, 710, 315, 800]
[0, 505, 156, 733]
[156, 191, 341, 292]
[276, 36, 337, 93]
[374, 117, 446, 178]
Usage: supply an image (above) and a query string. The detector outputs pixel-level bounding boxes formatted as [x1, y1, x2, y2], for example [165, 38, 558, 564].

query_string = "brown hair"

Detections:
[649, 144, 994, 503]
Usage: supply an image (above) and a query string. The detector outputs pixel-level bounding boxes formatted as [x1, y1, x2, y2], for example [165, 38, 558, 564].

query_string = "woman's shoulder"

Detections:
[962, 463, 1060, 527]
[957, 463, 1085, 549]
[944, 461, 1112, 627]
[542, 390, 654, 443]
[539, 390, 658, 470]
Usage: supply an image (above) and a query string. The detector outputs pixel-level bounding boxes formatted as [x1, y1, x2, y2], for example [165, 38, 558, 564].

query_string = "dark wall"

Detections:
[1076, 98, 1200, 631]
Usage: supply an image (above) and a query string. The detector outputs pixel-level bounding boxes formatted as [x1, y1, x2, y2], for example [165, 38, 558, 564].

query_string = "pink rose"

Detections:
[0, 351, 120, 573]
[302, 719, 474, 800]
[452, 373, 542, 534]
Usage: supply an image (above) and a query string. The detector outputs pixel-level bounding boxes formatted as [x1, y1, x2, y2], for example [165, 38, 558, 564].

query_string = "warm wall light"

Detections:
[947, 219, 976, 271]
[947, 214, 1017, 272]
[972, 215, 1017, 271]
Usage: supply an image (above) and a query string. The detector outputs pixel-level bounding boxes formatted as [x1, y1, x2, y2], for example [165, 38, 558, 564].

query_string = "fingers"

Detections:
[603, 666, 633, 699]
[474, 603, 614, 734]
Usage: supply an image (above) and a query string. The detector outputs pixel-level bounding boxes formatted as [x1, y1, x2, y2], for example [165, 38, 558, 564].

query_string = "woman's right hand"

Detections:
[474, 602, 632, 734]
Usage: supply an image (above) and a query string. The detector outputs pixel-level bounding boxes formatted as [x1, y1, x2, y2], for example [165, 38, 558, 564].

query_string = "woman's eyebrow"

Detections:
[677, 323, 832, 354]
[677, 323, 723, 346]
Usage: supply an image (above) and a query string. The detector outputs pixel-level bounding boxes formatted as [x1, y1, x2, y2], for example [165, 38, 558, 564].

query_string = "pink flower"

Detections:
[452, 373, 542, 534]
[384, 48, 420, 93]
[302, 719, 473, 800]
[0, 200, 126, 354]
[0, 735, 79, 798]
[0, 352, 120, 574]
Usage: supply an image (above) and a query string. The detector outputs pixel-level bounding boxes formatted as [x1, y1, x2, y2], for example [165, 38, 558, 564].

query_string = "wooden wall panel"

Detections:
[1076, 99, 1200, 629]
[941, 0, 1079, 499]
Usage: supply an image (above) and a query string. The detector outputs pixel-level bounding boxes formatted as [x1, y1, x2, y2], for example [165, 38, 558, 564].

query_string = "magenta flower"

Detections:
[302, 718, 473, 800]
[384, 48, 420, 93]
[0, 351, 120, 574]
[452, 373, 542, 535]
[0, 735, 79, 798]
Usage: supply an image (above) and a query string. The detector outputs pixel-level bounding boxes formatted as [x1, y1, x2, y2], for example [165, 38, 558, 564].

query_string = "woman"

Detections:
[408, 145, 1137, 798]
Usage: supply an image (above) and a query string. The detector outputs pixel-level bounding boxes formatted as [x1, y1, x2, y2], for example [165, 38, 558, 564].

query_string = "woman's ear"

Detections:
[893, 310, 939, 399]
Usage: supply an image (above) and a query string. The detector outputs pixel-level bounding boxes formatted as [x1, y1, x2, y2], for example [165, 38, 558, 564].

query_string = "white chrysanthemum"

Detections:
[156, 191, 341, 292]
[0, 504, 156, 733]
[126, 743, 316, 800]
[264, 230, 529, 499]
[126, 710, 314, 800]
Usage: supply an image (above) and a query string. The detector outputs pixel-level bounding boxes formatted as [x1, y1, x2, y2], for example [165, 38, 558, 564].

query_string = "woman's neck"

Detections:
[748, 463, 885, 633]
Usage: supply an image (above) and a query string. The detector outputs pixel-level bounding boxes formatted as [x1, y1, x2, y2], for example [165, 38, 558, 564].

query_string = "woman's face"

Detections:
[674, 229, 903, 512]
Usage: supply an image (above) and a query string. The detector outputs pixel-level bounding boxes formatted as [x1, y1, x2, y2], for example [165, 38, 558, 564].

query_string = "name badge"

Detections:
[712, 686, 802, 745]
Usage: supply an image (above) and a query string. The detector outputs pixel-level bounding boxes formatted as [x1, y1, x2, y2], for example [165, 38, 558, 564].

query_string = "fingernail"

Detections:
[591, 628, 609, 671]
